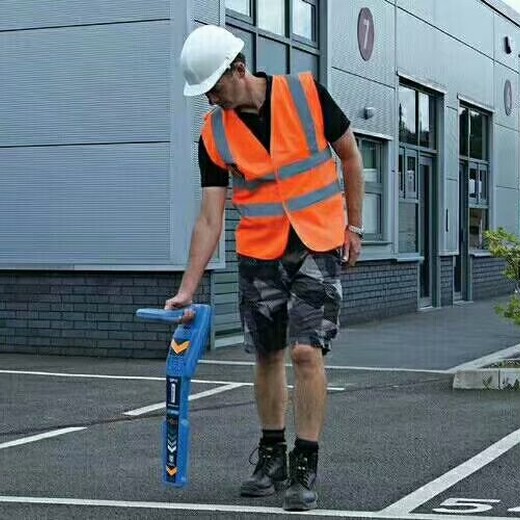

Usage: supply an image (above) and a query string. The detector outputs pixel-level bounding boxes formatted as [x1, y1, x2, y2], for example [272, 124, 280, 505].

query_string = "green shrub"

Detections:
[483, 227, 520, 326]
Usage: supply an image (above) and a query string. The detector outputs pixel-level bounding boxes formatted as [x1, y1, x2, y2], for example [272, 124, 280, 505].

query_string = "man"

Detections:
[166, 24, 364, 511]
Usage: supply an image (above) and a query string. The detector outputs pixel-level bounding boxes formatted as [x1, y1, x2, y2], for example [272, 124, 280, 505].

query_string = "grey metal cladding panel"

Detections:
[494, 62, 519, 130]
[495, 187, 520, 235]
[445, 108, 459, 181]
[396, 10, 438, 87]
[0, 0, 169, 30]
[191, 98, 212, 142]
[494, 13, 520, 70]
[445, 178, 459, 253]
[397, 0, 494, 58]
[0, 144, 171, 264]
[193, 0, 220, 25]
[330, 69, 395, 137]
[396, 0, 434, 23]
[494, 125, 519, 189]
[397, 10, 494, 109]
[435, 0, 494, 58]
[0, 22, 169, 146]
[441, 32, 494, 109]
[330, 0, 395, 88]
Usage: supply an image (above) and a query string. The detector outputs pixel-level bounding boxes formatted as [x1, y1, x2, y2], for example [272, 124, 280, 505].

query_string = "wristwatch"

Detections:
[347, 224, 364, 238]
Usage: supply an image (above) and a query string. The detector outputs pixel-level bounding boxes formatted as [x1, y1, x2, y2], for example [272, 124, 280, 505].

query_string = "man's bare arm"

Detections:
[165, 187, 227, 308]
[332, 128, 364, 227]
[331, 128, 364, 265]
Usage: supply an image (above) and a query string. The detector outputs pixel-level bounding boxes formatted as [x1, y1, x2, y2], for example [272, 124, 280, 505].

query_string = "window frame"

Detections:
[397, 81, 438, 256]
[459, 102, 490, 251]
[357, 136, 385, 242]
[399, 81, 437, 154]
[225, 0, 320, 76]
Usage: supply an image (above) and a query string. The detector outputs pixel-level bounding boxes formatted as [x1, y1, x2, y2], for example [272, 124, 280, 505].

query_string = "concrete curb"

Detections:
[453, 368, 520, 390]
[452, 344, 520, 390]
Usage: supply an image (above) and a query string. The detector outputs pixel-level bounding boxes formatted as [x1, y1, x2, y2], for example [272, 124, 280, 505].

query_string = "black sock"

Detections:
[294, 437, 319, 455]
[260, 428, 286, 446]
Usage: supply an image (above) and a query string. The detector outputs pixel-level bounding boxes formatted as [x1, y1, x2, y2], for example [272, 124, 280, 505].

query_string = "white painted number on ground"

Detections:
[432, 497, 520, 514]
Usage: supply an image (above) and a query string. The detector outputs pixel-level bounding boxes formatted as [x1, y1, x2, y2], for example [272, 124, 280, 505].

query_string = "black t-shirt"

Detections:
[199, 72, 351, 187]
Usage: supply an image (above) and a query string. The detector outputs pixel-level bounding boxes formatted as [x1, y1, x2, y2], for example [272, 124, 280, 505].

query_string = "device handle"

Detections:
[135, 308, 190, 324]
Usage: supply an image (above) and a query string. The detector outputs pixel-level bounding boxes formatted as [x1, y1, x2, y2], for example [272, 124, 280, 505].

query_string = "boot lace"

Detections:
[290, 454, 314, 488]
[249, 445, 278, 474]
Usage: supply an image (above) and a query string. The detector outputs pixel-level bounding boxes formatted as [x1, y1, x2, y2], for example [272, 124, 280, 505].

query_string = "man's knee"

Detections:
[290, 344, 322, 368]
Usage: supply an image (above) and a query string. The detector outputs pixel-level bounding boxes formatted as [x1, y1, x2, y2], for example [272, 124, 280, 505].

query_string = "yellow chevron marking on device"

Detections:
[171, 340, 190, 354]
[166, 466, 178, 477]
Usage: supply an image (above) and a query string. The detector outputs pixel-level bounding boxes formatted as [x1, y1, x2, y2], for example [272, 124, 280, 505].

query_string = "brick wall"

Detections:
[340, 260, 418, 324]
[440, 256, 454, 306]
[472, 256, 514, 300]
[0, 271, 210, 358]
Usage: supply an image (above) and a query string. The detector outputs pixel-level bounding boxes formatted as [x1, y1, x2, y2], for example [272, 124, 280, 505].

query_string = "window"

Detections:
[225, 0, 251, 16]
[225, 0, 319, 76]
[398, 83, 437, 255]
[459, 104, 490, 250]
[258, 0, 285, 35]
[292, 0, 316, 41]
[399, 84, 436, 150]
[398, 149, 419, 253]
[357, 138, 384, 241]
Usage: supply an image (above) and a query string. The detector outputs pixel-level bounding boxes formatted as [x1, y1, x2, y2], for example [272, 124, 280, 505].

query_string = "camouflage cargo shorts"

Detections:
[238, 230, 343, 356]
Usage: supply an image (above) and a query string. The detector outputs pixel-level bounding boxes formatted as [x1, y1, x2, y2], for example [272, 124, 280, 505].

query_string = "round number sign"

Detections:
[504, 79, 513, 116]
[358, 8, 375, 61]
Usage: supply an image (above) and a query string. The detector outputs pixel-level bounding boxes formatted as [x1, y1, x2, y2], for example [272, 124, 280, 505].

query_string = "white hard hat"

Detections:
[180, 25, 245, 97]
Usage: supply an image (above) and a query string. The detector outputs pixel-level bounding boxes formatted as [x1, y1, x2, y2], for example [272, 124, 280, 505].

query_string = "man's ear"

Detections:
[235, 62, 246, 77]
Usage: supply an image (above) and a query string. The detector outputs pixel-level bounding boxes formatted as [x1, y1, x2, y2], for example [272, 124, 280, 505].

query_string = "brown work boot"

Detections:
[240, 442, 288, 497]
[282, 449, 318, 511]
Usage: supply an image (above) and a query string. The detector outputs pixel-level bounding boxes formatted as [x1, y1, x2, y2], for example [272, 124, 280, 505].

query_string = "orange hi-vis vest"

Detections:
[201, 72, 346, 260]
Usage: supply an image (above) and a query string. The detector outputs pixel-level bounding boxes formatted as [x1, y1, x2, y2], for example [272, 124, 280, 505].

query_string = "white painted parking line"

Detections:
[0, 427, 86, 451]
[123, 383, 245, 416]
[446, 343, 520, 373]
[0, 496, 516, 520]
[200, 360, 448, 374]
[381, 426, 520, 516]
[0, 370, 345, 391]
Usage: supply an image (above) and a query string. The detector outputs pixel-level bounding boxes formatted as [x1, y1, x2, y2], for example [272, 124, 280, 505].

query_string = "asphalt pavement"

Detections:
[1, 296, 519, 520]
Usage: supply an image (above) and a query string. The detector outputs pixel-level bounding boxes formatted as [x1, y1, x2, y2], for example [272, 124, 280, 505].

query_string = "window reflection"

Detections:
[399, 202, 418, 253]
[470, 110, 486, 160]
[293, 0, 314, 40]
[225, 0, 250, 16]
[469, 208, 487, 249]
[399, 86, 417, 144]
[258, 0, 285, 35]
[419, 92, 432, 148]
[363, 194, 380, 235]
[459, 107, 468, 157]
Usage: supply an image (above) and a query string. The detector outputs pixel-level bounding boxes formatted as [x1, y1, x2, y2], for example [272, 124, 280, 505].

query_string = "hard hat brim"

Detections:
[182, 39, 245, 97]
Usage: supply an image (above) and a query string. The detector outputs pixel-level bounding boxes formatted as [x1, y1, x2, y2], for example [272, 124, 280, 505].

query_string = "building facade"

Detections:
[0, 0, 518, 357]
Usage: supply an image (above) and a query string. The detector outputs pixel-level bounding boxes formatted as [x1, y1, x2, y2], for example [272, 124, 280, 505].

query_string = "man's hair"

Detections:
[220, 52, 246, 79]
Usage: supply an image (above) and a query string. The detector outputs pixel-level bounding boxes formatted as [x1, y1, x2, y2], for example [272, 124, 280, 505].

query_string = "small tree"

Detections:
[483, 227, 520, 326]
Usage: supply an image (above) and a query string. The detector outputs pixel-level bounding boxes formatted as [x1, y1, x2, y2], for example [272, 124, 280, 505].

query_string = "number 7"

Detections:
[363, 18, 370, 49]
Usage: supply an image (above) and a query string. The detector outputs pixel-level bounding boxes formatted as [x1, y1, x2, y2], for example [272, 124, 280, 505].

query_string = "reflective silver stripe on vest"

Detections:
[279, 147, 332, 180]
[211, 108, 235, 165]
[236, 180, 341, 218]
[236, 201, 285, 218]
[285, 74, 319, 155]
[232, 172, 276, 191]
[287, 180, 342, 213]
[234, 149, 332, 192]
